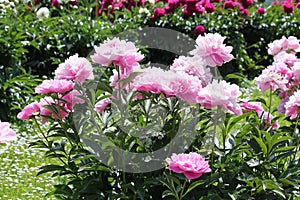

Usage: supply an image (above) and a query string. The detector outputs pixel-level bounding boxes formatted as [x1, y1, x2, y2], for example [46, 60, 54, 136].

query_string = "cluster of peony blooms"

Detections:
[0, 121, 17, 144]
[255, 36, 300, 120]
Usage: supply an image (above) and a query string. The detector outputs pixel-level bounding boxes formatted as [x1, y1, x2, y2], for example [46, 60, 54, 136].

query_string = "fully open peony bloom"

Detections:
[17, 101, 41, 120]
[285, 90, 300, 119]
[94, 98, 111, 114]
[196, 80, 242, 115]
[91, 37, 144, 76]
[191, 33, 233, 67]
[55, 54, 94, 84]
[0, 121, 17, 143]
[170, 55, 212, 86]
[166, 152, 211, 180]
[268, 36, 300, 55]
[35, 80, 74, 94]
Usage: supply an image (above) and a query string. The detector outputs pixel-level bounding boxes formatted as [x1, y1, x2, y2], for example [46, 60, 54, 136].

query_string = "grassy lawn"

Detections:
[0, 125, 57, 200]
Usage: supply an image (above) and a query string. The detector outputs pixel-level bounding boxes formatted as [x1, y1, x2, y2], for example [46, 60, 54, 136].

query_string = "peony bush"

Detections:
[16, 32, 300, 199]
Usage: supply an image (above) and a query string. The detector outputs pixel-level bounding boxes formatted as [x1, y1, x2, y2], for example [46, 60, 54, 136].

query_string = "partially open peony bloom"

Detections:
[240, 100, 264, 116]
[55, 54, 94, 84]
[193, 25, 206, 36]
[94, 98, 111, 114]
[166, 152, 211, 180]
[35, 80, 74, 94]
[191, 33, 233, 67]
[0, 121, 17, 143]
[285, 90, 300, 119]
[196, 80, 242, 115]
[91, 37, 144, 76]
[17, 101, 41, 120]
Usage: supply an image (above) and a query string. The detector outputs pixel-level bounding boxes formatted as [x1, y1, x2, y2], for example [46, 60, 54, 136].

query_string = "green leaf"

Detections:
[37, 165, 68, 176]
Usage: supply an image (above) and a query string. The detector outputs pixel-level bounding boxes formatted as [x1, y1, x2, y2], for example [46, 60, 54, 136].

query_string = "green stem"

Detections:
[179, 180, 187, 200]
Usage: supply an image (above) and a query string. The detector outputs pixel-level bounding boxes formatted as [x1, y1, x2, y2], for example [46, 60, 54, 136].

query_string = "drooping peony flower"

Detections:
[17, 101, 41, 120]
[240, 100, 264, 116]
[191, 33, 233, 67]
[55, 54, 94, 84]
[285, 90, 300, 119]
[196, 80, 242, 115]
[94, 98, 111, 114]
[91, 37, 144, 76]
[35, 80, 74, 94]
[166, 152, 211, 180]
[0, 121, 17, 143]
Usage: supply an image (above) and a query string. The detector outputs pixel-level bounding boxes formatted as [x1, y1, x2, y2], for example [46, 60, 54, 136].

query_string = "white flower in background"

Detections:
[147, 0, 155, 4]
[139, 8, 150, 16]
[36, 7, 50, 19]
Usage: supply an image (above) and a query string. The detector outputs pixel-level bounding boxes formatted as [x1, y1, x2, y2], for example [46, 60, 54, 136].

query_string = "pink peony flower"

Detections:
[256, 7, 266, 14]
[283, 3, 294, 13]
[0, 121, 17, 143]
[35, 80, 74, 94]
[91, 37, 144, 76]
[62, 90, 85, 111]
[39, 97, 70, 123]
[255, 63, 290, 92]
[278, 96, 289, 114]
[131, 67, 178, 97]
[191, 33, 234, 67]
[94, 98, 111, 114]
[196, 80, 242, 115]
[205, 3, 215, 13]
[17, 102, 41, 120]
[223, 0, 239, 9]
[153, 8, 166, 19]
[268, 36, 300, 55]
[285, 90, 300, 119]
[51, 0, 61, 7]
[170, 56, 212, 86]
[55, 54, 94, 84]
[273, 51, 298, 67]
[194, 25, 206, 36]
[240, 0, 253, 9]
[240, 100, 264, 116]
[292, 62, 300, 84]
[166, 152, 211, 180]
[261, 112, 280, 129]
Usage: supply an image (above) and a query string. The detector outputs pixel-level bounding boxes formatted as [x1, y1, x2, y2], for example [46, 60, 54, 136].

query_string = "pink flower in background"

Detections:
[223, 0, 239, 9]
[240, 0, 253, 9]
[278, 97, 289, 114]
[55, 54, 94, 84]
[283, 3, 294, 13]
[166, 152, 211, 180]
[240, 101, 264, 116]
[51, 0, 61, 7]
[196, 80, 242, 115]
[94, 98, 111, 114]
[205, 3, 215, 13]
[91, 38, 144, 76]
[17, 102, 41, 120]
[153, 8, 166, 18]
[35, 80, 74, 94]
[0, 121, 17, 143]
[285, 90, 300, 119]
[256, 7, 266, 14]
[191, 33, 233, 67]
[170, 56, 212, 86]
[194, 25, 206, 36]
